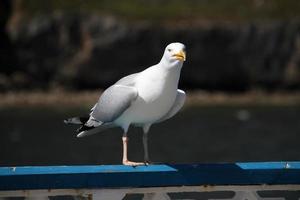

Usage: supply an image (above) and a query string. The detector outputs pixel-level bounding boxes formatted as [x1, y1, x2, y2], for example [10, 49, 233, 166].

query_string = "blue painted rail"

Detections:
[0, 162, 300, 191]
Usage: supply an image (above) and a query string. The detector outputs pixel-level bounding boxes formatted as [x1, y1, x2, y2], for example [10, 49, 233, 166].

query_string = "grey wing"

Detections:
[89, 73, 139, 116]
[156, 89, 186, 123]
[91, 85, 138, 122]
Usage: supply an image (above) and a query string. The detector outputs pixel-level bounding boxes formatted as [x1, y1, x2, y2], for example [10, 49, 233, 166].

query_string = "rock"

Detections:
[0, 0, 19, 76]
[5, 13, 300, 91]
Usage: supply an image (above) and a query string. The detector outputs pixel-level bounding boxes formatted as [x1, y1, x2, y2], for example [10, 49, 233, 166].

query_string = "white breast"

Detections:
[115, 65, 180, 126]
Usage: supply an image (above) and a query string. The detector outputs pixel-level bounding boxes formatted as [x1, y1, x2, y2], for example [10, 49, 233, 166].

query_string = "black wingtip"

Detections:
[76, 125, 94, 133]
[64, 119, 71, 124]
[64, 117, 89, 125]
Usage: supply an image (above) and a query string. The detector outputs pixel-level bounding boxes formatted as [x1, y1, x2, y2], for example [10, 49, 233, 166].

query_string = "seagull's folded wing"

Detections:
[91, 85, 138, 123]
[156, 89, 186, 123]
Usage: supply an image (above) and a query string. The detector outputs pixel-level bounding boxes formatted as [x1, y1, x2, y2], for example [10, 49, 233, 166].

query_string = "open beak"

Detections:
[173, 50, 186, 61]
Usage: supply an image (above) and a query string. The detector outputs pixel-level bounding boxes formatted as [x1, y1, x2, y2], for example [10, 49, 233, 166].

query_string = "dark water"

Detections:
[0, 105, 300, 166]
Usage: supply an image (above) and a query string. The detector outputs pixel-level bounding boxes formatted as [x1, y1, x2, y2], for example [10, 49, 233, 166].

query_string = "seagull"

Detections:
[64, 42, 186, 166]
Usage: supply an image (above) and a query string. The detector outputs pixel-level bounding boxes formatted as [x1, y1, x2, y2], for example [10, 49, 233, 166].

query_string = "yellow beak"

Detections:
[173, 50, 186, 61]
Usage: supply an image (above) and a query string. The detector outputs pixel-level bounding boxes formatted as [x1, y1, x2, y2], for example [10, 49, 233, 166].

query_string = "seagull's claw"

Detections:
[144, 160, 152, 165]
[122, 160, 145, 166]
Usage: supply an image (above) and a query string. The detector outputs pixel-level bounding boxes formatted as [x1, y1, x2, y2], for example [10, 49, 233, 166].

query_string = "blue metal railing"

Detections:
[0, 161, 300, 191]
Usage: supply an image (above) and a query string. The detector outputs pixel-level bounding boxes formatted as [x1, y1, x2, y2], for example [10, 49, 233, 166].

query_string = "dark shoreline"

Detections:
[0, 90, 299, 108]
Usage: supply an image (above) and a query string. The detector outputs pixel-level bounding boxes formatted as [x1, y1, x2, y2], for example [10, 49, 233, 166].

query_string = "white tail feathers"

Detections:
[85, 116, 103, 127]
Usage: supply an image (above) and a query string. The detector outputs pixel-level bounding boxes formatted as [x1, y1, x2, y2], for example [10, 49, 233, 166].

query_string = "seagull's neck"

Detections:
[157, 59, 183, 79]
[140, 58, 183, 88]
[159, 56, 184, 70]
[145, 60, 182, 88]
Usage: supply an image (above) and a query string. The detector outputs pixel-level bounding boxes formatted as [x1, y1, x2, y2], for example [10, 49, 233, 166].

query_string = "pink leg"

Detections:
[122, 136, 144, 166]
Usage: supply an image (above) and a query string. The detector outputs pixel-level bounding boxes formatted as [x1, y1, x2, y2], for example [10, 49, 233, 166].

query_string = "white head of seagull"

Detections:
[160, 42, 186, 68]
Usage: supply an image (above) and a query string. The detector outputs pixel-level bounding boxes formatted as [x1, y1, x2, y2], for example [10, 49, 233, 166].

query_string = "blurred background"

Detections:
[0, 0, 300, 166]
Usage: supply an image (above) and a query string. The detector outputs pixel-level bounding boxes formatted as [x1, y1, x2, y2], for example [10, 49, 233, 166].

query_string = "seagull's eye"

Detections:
[167, 48, 172, 52]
